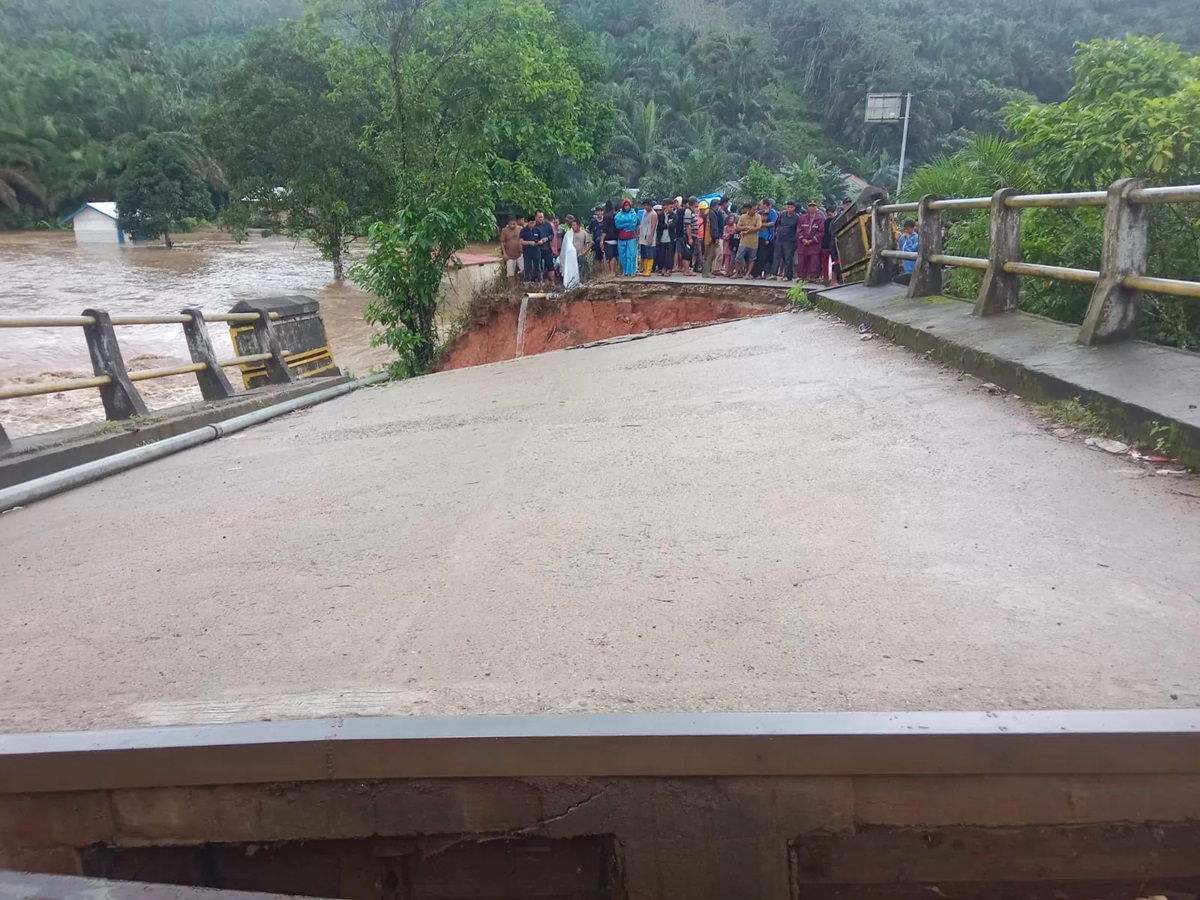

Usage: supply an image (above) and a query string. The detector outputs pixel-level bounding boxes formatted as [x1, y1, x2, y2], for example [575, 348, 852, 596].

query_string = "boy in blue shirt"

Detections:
[895, 219, 919, 285]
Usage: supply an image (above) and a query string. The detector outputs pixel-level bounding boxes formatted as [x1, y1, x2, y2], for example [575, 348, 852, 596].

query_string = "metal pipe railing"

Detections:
[1003, 261, 1101, 285]
[928, 197, 990, 211]
[0, 308, 299, 445]
[110, 314, 194, 326]
[1004, 191, 1107, 208]
[929, 253, 989, 271]
[0, 316, 97, 328]
[217, 352, 275, 367]
[127, 363, 209, 382]
[1129, 184, 1200, 204]
[877, 202, 920, 214]
[0, 375, 112, 401]
[1123, 274, 1200, 299]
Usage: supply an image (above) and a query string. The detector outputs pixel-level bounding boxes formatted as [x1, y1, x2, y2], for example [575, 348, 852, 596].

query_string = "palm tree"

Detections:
[607, 98, 670, 186]
[0, 96, 51, 214]
[900, 136, 1032, 202]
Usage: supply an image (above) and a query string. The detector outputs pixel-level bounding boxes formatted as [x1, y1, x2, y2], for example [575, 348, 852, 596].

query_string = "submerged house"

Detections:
[61, 202, 133, 245]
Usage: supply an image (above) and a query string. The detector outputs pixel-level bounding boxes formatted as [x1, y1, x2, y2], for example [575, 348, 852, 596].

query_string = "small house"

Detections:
[61, 202, 132, 245]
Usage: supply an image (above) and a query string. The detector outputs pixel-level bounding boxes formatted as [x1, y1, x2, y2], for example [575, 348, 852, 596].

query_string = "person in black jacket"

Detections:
[601, 200, 619, 277]
[656, 199, 675, 274]
[773, 200, 801, 281]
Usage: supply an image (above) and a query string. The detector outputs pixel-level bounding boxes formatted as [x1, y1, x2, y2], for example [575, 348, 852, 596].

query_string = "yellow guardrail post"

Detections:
[81, 308, 148, 420]
[181, 308, 235, 401]
[974, 188, 1022, 316]
[907, 195, 944, 298]
[1079, 178, 1150, 345]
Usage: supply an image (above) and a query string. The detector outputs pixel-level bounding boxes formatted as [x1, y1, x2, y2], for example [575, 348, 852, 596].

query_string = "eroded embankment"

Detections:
[438, 281, 786, 370]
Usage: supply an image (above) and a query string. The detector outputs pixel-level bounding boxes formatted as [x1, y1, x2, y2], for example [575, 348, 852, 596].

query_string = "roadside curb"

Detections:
[810, 283, 1200, 467]
[0, 377, 350, 490]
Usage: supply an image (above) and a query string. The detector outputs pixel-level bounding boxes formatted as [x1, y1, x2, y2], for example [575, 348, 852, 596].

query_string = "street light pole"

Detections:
[896, 92, 912, 197]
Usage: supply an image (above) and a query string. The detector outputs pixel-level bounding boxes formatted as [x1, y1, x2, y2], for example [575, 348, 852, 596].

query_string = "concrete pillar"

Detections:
[82, 308, 148, 420]
[515, 294, 530, 358]
[0, 421, 10, 454]
[974, 188, 1022, 316]
[1078, 178, 1149, 345]
[181, 309, 235, 401]
[247, 306, 298, 385]
[865, 201, 895, 287]
[907, 195, 943, 298]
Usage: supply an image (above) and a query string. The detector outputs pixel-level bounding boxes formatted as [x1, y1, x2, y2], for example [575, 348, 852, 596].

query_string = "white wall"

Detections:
[72, 209, 121, 244]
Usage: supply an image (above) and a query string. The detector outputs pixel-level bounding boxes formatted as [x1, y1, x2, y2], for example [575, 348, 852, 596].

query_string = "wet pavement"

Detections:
[2, 311, 1198, 733]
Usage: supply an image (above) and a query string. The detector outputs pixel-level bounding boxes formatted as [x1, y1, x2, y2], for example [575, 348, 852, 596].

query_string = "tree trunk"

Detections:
[163, 230, 174, 249]
[332, 248, 345, 280]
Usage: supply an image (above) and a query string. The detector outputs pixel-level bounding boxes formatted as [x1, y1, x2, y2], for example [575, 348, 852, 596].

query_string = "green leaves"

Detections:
[116, 132, 215, 246]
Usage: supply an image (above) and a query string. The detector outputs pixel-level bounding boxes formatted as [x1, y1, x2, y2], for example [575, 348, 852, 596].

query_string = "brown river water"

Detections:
[0, 230, 494, 438]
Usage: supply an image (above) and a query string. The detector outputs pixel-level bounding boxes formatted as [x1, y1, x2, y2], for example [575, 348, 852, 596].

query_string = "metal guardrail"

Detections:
[0, 309, 293, 451]
[865, 179, 1200, 344]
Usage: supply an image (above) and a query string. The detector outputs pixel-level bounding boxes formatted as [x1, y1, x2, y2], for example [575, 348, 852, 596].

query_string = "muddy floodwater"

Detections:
[0, 230, 494, 438]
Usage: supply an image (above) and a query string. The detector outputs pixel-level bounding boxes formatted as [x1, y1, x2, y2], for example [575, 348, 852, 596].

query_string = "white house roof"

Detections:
[62, 201, 118, 223]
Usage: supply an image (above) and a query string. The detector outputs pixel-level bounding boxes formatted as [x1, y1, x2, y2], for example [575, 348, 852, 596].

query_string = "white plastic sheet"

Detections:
[561, 228, 579, 289]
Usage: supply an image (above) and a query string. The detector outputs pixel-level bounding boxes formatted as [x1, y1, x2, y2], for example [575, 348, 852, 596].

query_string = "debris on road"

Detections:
[980, 382, 1007, 395]
[1131, 448, 1181, 464]
[1085, 437, 1130, 454]
[857, 323, 871, 334]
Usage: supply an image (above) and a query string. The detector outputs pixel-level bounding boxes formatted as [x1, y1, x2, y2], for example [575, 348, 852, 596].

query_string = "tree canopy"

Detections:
[115, 132, 217, 246]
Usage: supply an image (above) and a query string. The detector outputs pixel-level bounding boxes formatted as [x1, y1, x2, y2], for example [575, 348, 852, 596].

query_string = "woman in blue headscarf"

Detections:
[614, 198, 639, 276]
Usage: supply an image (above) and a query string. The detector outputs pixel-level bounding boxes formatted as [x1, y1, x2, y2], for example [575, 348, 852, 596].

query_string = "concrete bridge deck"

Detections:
[2, 311, 1199, 733]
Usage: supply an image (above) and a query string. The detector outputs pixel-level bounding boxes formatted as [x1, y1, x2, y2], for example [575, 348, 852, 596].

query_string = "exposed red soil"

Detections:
[439, 294, 781, 370]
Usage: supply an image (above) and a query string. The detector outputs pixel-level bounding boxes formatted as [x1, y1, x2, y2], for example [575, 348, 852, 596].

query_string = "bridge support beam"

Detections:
[82, 309, 149, 420]
[181, 309, 235, 401]
[1079, 178, 1148, 345]
[865, 201, 895, 287]
[907, 195, 943, 298]
[974, 188, 1022, 316]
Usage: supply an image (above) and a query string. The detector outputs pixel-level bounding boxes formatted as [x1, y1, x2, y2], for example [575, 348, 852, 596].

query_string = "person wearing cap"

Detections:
[773, 200, 800, 281]
[637, 199, 658, 275]
[797, 199, 825, 283]
[734, 202, 762, 278]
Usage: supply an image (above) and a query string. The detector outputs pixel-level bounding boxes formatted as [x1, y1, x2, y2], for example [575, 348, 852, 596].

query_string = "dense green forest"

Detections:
[3, 0, 1199, 363]
[3, 0, 1197, 228]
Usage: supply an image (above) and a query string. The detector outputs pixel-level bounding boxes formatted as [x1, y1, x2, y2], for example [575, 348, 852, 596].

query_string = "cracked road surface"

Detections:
[2, 312, 1199, 733]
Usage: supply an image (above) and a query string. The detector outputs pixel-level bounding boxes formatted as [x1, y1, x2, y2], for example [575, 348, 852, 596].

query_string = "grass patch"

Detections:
[786, 283, 814, 308]
[1039, 397, 1108, 434]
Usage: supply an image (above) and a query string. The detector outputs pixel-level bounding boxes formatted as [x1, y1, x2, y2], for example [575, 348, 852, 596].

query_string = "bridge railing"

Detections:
[864, 178, 1200, 345]
[0, 307, 297, 451]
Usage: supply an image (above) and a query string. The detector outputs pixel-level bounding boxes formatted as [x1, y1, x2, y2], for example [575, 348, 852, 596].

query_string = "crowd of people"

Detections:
[498, 195, 856, 288]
